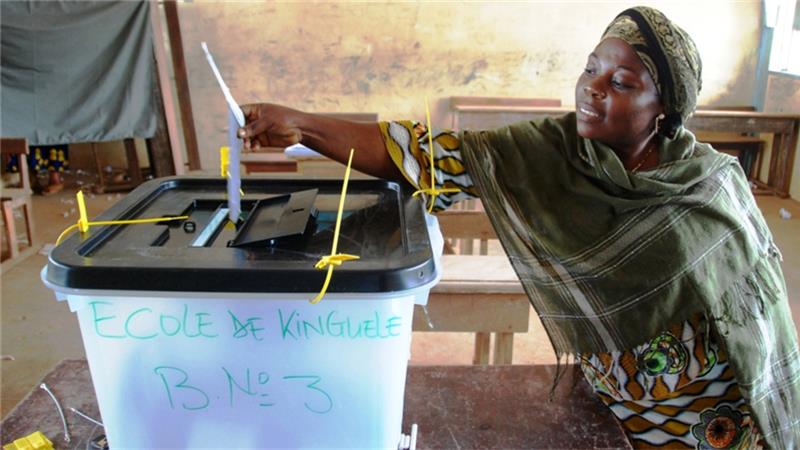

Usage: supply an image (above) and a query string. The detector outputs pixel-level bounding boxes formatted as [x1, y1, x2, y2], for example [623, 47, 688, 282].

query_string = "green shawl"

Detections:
[460, 113, 800, 447]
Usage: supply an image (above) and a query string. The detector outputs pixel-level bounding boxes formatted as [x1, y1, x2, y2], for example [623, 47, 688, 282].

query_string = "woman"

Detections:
[238, 7, 799, 448]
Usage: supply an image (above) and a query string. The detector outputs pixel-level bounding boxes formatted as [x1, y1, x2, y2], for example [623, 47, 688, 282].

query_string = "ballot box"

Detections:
[42, 176, 442, 449]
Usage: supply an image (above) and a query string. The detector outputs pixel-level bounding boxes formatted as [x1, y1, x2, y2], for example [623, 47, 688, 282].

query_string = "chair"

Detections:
[1, 138, 35, 266]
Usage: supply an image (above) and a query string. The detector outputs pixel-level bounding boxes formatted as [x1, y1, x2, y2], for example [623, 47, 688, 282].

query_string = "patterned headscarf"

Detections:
[601, 7, 702, 139]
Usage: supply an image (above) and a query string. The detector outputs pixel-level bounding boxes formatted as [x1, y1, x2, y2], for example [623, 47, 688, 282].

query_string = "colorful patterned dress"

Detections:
[379, 119, 764, 449]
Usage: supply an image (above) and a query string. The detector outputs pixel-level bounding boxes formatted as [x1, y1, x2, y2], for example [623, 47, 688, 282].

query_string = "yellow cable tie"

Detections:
[311, 148, 359, 304]
[412, 187, 462, 212]
[315, 254, 360, 269]
[56, 192, 189, 245]
[55, 224, 81, 247]
[77, 190, 90, 232]
[221, 147, 245, 198]
[414, 98, 460, 212]
[412, 187, 461, 198]
[220, 146, 230, 178]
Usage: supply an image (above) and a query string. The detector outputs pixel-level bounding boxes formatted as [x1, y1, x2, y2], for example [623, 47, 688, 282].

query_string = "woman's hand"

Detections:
[235, 102, 403, 181]
[237, 103, 302, 151]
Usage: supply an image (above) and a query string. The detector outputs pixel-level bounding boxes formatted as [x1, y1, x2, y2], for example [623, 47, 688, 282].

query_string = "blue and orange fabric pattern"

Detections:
[580, 313, 763, 449]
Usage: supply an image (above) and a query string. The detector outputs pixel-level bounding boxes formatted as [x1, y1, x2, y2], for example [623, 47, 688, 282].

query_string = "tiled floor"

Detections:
[2, 176, 799, 419]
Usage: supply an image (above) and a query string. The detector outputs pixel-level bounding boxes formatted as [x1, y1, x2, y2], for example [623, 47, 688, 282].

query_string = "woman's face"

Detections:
[574, 37, 663, 153]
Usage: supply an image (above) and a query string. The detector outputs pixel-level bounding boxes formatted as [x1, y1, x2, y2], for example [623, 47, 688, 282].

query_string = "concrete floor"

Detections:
[2, 178, 799, 420]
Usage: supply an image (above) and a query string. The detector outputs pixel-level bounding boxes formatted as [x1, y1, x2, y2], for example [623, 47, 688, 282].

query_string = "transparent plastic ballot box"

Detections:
[42, 176, 442, 449]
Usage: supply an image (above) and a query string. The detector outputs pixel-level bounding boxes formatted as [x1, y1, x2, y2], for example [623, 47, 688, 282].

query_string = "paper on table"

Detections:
[201, 41, 243, 222]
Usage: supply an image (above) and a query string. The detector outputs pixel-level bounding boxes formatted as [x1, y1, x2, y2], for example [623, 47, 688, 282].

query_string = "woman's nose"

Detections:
[583, 82, 605, 99]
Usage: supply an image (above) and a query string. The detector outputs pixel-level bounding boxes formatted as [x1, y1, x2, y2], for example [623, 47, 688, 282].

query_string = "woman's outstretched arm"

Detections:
[237, 103, 404, 181]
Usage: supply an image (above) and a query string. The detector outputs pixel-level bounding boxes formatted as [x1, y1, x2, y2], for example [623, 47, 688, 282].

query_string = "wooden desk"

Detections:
[452, 105, 799, 197]
[240, 152, 298, 174]
[705, 136, 764, 181]
[90, 139, 145, 193]
[689, 111, 798, 197]
[404, 365, 631, 449]
[1, 359, 631, 449]
[290, 156, 373, 179]
[415, 254, 529, 365]
[411, 205, 528, 366]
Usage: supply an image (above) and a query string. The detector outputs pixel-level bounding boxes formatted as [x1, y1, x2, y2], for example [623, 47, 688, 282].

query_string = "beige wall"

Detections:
[171, 1, 761, 171]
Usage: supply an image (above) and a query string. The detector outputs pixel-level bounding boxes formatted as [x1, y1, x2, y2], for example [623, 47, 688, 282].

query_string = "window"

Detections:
[767, 0, 800, 75]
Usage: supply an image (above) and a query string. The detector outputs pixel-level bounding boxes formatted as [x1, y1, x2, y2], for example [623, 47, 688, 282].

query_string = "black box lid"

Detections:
[45, 177, 437, 294]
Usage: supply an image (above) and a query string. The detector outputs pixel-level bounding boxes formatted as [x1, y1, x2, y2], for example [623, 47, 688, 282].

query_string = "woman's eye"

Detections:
[612, 79, 630, 89]
[584, 67, 596, 75]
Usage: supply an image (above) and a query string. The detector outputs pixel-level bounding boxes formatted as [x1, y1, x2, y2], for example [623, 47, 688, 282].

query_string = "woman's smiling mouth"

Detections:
[577, 104, 602, 121]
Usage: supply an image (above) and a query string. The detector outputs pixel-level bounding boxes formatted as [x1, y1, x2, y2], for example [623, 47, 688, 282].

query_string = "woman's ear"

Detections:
[657, 112, 683, 139]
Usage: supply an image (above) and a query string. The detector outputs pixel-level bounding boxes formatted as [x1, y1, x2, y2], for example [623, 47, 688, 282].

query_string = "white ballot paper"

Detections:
[201, 42, 243, 222]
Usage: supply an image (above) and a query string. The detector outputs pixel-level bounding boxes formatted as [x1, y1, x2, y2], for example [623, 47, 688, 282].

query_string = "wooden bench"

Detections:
[437, 207, 493, 255]
[705, 136, 764, 180]
[693, 108, 766, 183]
[450, 96, 561, 130]
[414, 254, 528, 365]
[412, 209, 529, 365]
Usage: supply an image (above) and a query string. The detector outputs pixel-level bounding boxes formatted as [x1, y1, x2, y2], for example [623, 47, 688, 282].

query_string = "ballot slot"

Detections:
[148, 200, 231, 248]
[152, 190, 319, 249]
[229, 188, 318, 248]
[189, 204, 230, 247]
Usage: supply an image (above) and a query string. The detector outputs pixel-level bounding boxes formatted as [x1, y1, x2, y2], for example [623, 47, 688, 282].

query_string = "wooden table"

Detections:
[452, 104, 799, 197]
[90, 139, 144, 193]
[414, 209, 530, 366]
[240, 151, 298, 174]
[416, 254, 529, 366]
[1, 359, 631, 449]
[404, 364, 631, 449]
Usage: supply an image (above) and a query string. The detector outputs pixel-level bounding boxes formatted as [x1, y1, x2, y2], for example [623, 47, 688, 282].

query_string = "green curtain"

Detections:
[0, 1, 156, 145]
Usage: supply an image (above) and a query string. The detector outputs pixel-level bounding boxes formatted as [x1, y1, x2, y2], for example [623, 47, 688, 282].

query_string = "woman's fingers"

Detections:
[238, 104, 265, 139]
[242, 116, 271, 141]
[236, 103, 303, 150]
